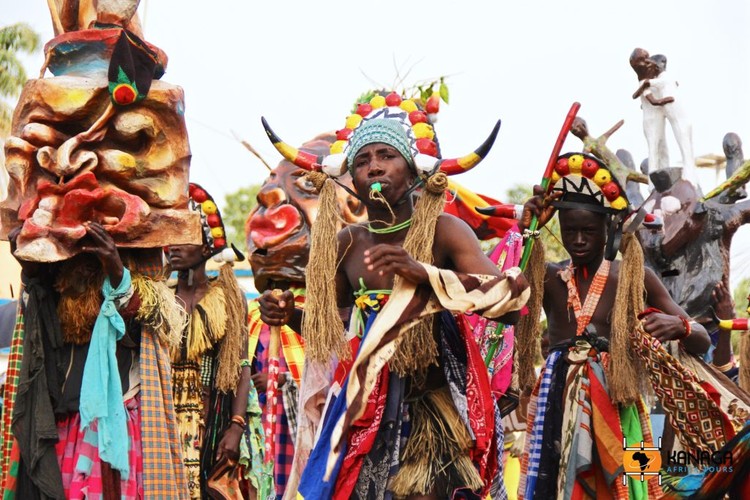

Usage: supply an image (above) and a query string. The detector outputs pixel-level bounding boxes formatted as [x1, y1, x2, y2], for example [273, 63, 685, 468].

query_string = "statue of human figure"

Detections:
[630, 48, 698, 186]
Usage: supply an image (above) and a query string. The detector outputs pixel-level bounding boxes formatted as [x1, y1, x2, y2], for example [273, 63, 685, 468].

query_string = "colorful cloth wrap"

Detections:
[518, 338, 662, 500]
[297, 263, 528, 499]
[247, 287, 305, 498]
[79, 268, 132, 475]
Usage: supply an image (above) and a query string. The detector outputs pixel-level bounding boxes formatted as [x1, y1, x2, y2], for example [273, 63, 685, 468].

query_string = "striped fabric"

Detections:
[518, 350, 561, 500]
[247, 288, 306, 385]
[248, 288, 306, 498]
[140, 328, 189, 499]
[0, 299, 23, 494]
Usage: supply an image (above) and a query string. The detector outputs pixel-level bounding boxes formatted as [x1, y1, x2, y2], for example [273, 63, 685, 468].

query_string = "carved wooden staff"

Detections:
[263, 289, 283, 464]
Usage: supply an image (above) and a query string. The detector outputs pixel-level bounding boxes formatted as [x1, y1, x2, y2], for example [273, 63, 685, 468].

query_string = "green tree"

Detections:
[222, 184, 261, 246]
[505, 183, 568, 264]
[0, 22, 41, 136]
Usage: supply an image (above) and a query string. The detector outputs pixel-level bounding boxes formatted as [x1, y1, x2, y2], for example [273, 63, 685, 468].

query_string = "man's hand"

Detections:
[364, 244, 428, 284]
[642, 312, 688, 341]
[215, 424, 242, 463]
[259, 289, 295, 326]
[251, 371, 287, 392]
[712, 281, 735, 321]
[518, 185, 561, 231]
[81, 221, 123, 287]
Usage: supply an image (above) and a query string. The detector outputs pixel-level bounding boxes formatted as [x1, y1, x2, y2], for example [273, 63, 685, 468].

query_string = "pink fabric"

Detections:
[56, 397, 143, 500]
[465, 225, 524, 397]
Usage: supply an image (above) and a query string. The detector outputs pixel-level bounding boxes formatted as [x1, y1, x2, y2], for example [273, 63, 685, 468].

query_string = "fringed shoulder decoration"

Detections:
[132, 273, 186, 350]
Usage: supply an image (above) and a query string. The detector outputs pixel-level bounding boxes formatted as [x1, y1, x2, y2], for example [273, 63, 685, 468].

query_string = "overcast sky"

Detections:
[4, 0, 750, 284]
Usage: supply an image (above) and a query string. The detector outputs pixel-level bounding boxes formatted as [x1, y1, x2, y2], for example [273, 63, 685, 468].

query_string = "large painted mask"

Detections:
[1, 17, 199, 262]
[246, 134, 366, 291]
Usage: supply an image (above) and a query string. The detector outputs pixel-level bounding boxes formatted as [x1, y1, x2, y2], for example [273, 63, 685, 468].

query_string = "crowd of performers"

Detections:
[3, 3, 750, 499]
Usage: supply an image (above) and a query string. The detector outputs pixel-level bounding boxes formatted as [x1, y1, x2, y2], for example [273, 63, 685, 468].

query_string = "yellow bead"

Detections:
[400, 100, 418, 112]
[568, 154, 584, 174]
[370, 95, 386, 108]
[201, 200, 217, 215]
[210, 226, 224, 238]
[610, 196, 628, 210]
[551, 171, 561, 184]
[412, 122, 434, 140]
[330, 140, 347, 154]
[593, 168, 612, 186]
[345, 114, 363, 129]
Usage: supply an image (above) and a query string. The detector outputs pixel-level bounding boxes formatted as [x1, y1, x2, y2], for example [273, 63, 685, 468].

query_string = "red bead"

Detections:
[385, 92, 402, 107]
[555, 157, 570, 175]
[207, 214, 221, 227]
[581, 158, 599, 178]
[356, 103, 373, 116]
[416, 138, 438, 156]
[336, 128, 353, 140]
[191, 188, 208, 203]
[213, 237, 226, 248]
[409, 110, 428, 124]
[601, 181, 621, 201]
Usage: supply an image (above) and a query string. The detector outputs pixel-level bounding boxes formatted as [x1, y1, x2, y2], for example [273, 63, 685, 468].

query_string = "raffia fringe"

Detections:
[389, 173, 447, 377]
[133, 275, 187, 350]
[740, 333, 750, 391]
[213, 263, 246, 393]
[515, 239, 545, 391]
[390, 387, 484, 497]
[301, 172, 349, 363]
[609, 232, 646, 405]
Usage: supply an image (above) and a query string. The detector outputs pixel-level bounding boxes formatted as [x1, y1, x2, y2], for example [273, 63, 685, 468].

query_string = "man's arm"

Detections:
[643, 267, 710, 354]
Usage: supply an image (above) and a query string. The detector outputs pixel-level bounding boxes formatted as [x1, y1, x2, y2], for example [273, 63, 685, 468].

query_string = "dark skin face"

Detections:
[559, 208, 607, 269]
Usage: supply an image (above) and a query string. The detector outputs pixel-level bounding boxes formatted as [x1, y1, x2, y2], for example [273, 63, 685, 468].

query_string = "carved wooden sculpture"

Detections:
[1, 5, 199, 261]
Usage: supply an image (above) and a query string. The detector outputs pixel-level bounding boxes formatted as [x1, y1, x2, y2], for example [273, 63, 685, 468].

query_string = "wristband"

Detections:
[230, 415, 246, 428]
[713, 360, 736, 372]
[678, 316, 691, 340]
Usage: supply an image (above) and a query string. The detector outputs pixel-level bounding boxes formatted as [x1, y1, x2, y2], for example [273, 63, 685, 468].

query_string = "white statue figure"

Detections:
[630, 48, 698, 186]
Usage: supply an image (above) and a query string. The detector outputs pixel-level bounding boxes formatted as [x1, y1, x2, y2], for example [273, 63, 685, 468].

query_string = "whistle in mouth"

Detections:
[370, 182, 382, 193]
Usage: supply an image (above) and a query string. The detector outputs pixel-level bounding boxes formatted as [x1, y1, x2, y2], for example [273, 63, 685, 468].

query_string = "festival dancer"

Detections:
[500, 151, 750, 499]
[165, 183, 252, 499]
[259, 92, 529, 499]
[0, 4, 197, 497]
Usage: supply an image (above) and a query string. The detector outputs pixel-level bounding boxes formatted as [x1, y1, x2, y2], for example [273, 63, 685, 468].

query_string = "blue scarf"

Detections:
[79, 267, 132, 474]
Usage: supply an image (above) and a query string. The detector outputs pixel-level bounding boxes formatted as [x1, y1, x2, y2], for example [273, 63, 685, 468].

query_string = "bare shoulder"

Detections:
[435, 213, 475, 242]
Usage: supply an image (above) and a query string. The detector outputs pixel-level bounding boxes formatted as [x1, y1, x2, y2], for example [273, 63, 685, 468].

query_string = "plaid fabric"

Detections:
[518, 350, 561, 500]
[140, 328, 189, 499]
[0, 299, 23, 493]
[251, 292, 306, 500]
[247, 288, 306, 385]
[56, 397, 142, 499]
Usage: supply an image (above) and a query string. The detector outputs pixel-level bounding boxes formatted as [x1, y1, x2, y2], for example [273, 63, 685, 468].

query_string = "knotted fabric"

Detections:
[79, 268, 132, 474]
